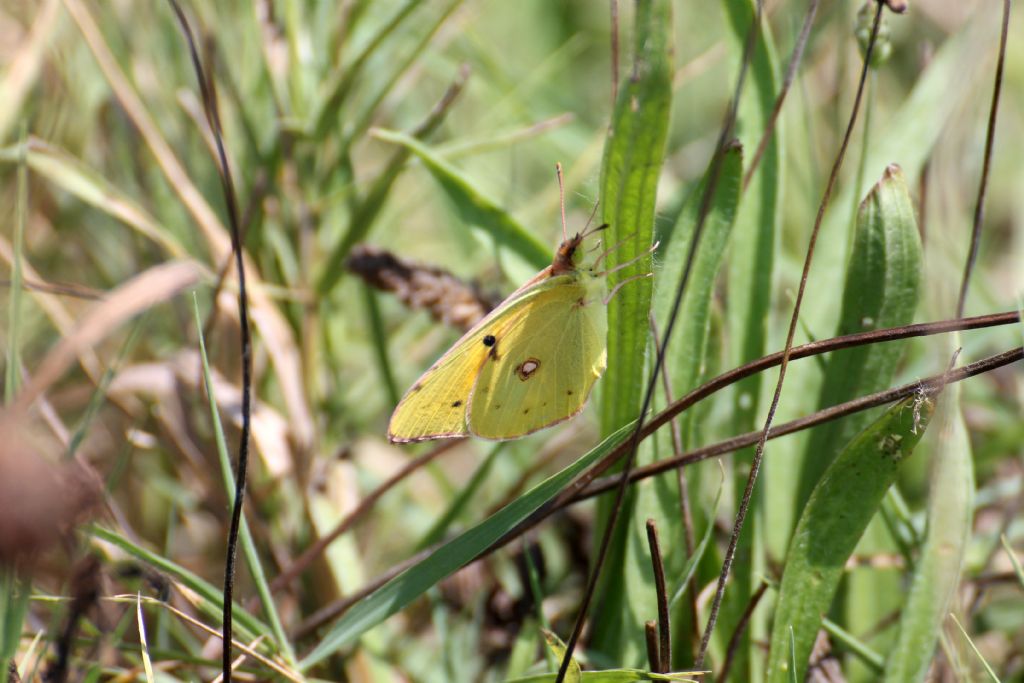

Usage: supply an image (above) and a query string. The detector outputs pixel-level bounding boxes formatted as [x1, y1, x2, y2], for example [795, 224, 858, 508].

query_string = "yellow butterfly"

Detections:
[387, 222, 610, 442]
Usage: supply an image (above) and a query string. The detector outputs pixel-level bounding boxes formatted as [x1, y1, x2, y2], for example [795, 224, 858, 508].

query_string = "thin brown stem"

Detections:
[956, 0, 1011, 318]
[743, 0, 821, 190]
[649, 316, 700, 657]
[573, 347, 1023, 503]
[719, 580, 769, 682]
[695, 2, 884, 667]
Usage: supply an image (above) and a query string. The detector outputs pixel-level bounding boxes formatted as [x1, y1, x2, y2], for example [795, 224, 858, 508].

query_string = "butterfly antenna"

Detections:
[556, 162, 568, 242]
[582, 199, 601, 234]
[603, 272, 653, 306]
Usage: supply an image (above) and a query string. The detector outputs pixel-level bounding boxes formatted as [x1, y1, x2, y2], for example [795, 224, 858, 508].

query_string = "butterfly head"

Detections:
[552, 223, 608, 276]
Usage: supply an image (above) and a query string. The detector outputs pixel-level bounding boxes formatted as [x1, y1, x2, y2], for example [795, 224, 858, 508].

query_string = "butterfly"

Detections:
[387, 226, 608, 442]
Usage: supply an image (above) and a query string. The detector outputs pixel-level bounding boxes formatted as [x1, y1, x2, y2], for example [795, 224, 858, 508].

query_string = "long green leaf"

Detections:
[597, 0, 672, 434]
[796, 164, 922, 508]
[766, 395, 936, 682]
[299, 421, 637, 670]
[721, 1, 782, 676]
[884, 373, 974, 683]
[588, 0, 672, 663]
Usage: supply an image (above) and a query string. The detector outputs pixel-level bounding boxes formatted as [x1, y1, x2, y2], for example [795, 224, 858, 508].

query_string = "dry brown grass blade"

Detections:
[60, 0, 314, 450]
[0, 0, 61, 140]
[15, 260, 205, 411]
[108, 353, 294, 478]
[0, 233, 103, 382]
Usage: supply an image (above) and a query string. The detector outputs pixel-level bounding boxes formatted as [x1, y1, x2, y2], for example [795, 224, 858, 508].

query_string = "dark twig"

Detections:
[165, 4, 251, 681]
[743, 0, 821, 190]
[649, 317, 700, 656]
[646, 519, 671, 673]
[719, 580, 770, 682]
[644, 621, 660, 673]
[574, 347, 1023, 503]
[955, 0, 1010, 318]
[556, 2, 764, 679]
[695, 2, 884, 668]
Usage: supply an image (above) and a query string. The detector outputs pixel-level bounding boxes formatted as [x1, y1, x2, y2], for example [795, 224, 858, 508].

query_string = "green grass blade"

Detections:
[821, 616, 884, 672]
[0, 139, 187, 259]
[588, 0, 672, 662]
[884, 375, 974, 683]
[299, 421, 637, 670]
[89, 525, 271, 646]
[0, 573, 30, 672]
[766, 395, 936, 682]
[542, 629, 582, 683]
[597, 0, 672, 435]
[4, 127, 27, 401]
[332, 128, 550, 277]
[191, 296, 295, 664]
[796, 164, 923, 508]
[1001, 535, 1024, 588]
[950, 613, 1001, 682]
[721, 2, 781, 675]
[654, 144, 743, 440]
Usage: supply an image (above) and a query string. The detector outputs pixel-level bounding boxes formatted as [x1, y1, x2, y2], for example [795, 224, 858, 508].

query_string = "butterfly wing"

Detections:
[468, 273, 607, 440]
[387, 284, 545, 443]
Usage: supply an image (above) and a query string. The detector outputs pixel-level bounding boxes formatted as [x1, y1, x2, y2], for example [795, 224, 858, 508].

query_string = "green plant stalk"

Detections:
[191, 297, 296, 665]
[766, 394, 936, 682]
[597, 0, 672, 436]
[4, 126, 27, 401]
[721, 0, 782, 677]
[950, 614, 1000, 683]
[640, 144, 741, 666]
[586, 0, 671, 664]
[1, 129, 29, 679]
[822, 616, 885, 672]
[884, 371, 974, 683]
[362, 285, 400, 408]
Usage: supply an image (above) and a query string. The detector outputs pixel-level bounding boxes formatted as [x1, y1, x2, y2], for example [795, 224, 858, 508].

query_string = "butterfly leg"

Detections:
[595, 240, 661, 277]
[603, 272, 654, 305]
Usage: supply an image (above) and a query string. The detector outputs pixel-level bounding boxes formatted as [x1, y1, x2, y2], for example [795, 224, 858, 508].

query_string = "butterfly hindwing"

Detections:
[468, 274, 607, 440]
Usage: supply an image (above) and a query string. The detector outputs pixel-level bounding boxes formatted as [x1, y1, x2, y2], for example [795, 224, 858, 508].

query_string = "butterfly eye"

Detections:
[482, 335, 496, 347]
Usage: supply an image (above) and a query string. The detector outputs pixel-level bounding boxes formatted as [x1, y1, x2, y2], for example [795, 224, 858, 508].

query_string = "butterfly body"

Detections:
[388, 232, 607, 443]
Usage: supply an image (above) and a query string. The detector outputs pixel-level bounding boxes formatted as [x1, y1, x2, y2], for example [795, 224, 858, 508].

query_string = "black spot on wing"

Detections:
[566, 389, 573, 395]
[482, 334, 496, 347]
[451, 400, 462, 407]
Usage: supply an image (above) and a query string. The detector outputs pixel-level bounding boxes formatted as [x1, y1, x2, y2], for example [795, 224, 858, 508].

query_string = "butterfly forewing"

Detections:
[387, 285, 544, 442]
